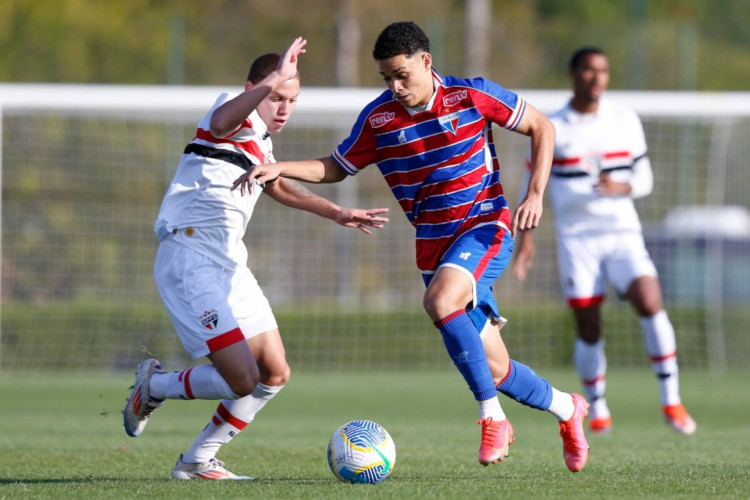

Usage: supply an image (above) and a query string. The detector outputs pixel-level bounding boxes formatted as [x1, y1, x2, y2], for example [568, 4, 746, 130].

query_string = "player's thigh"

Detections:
[556, 234, 606, 305]
[426, 223, 512, 311]
[604, 232, 658, 295]
[208, 340, 260, 394]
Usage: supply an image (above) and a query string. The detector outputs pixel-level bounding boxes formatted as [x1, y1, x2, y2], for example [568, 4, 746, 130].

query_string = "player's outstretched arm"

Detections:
[232, 156, 346, 196]
[264, 178, 389, 234]
[210, 37, 308, 137]
[511, 103, 555, 235]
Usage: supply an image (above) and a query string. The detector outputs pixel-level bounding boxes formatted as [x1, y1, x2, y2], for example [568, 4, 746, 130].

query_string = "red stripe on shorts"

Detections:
[568, 295, 605, 309]
[474, 225, 506, 280]
[216, 402, 248, 430]
[206, 327, 245, 353]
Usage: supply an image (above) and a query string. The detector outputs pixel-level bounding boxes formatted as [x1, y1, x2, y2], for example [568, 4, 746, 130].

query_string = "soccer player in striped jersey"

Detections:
[513, 47, 696, 435]
[123, 37, 390, 480]
[234, 21, 590, 472]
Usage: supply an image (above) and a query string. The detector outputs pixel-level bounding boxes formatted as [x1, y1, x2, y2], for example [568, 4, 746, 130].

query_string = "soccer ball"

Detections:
[327, 419, 396, 484]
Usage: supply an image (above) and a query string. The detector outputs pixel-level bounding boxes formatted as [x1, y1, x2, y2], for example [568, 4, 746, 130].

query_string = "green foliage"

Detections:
[3, 300, 747, 371]
[1, 0, 748, 89]
[0, 370, 747, 498]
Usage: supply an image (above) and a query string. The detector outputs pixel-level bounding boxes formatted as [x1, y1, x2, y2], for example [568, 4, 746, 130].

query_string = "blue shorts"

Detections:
[422, 223, 513, 334]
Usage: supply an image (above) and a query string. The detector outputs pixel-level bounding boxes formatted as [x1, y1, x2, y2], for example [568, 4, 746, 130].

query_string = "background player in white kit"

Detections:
[513, 47, 696, 435]
[123, 37, 389, 480]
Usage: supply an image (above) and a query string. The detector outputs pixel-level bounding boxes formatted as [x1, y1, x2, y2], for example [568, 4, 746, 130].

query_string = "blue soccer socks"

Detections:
[497, 359, 553, 410]
[435, 310, 497, 401]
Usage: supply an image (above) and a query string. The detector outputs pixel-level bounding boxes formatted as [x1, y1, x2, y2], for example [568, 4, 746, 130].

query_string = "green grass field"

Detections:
[1, 369, 748, 499]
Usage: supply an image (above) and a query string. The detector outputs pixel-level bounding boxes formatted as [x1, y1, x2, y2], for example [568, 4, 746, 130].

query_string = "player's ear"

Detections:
[244, 81, 255, 92]
[421, 52, 432, 72]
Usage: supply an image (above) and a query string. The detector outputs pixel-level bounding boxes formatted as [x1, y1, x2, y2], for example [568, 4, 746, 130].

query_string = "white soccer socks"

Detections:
[182, 383, 284, 463]
[640, 310, 681, 406]
[149, 364, 238, 401]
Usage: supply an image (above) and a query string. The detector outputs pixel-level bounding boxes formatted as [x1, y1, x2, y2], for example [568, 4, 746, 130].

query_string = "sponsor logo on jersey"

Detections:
[201, 309, 219, 330]
[443, 89, 467, 107]
[459, 251, 471, 260]
[369, 111, 395, 128]
[438, 111, 460, 135]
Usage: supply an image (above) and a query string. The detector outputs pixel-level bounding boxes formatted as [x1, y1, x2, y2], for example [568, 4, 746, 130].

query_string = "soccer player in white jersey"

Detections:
[234, 22, 590, 472]
[514, 47, 696, 435]
[122, 37, 390, 480]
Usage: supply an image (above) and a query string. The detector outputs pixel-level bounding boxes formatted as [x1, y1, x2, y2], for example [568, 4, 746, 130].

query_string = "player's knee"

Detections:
[264, 362, 291, 387]
[227, 370, 261, 398]
[423, 291, 460, 321]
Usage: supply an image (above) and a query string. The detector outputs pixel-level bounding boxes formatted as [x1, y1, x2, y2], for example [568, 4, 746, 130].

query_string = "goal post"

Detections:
[1, 84, 749, 373]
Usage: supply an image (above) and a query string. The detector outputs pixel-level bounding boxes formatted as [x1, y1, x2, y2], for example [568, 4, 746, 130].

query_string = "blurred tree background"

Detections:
[1, 0, 748, 90]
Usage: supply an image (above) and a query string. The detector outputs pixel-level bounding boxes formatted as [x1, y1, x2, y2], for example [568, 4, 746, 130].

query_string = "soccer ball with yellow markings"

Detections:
[327, 419, 396, 484]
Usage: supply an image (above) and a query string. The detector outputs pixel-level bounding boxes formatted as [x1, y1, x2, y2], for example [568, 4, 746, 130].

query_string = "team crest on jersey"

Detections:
[397, 130, 407, 144]
[200, 309, 219, 330]
[438, 112, 460, 135]
[443, 89, 467, 107]
[583, 154, 603, 175]
[369, 111, 395, 128]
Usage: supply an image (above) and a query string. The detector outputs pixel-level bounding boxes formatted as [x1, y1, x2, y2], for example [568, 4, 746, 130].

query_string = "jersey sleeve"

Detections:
[626, 108, 648, 158]
[332, 99, 386, 176]
[624, 108, 652, 198]
[469, 78, 527, 131]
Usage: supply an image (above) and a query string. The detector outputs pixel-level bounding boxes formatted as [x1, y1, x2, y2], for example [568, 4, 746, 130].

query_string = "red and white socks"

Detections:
[182, 382, 284, 463]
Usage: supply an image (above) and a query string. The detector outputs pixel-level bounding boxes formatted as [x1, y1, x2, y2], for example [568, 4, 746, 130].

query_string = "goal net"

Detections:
[2, 84, 749, 373]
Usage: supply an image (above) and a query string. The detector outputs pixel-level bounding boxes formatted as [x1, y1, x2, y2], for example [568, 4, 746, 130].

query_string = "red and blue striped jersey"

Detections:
[333, 70, 527, 272]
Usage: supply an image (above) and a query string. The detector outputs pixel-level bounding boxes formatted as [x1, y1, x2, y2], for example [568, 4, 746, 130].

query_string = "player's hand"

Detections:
[232, 164, 282, 196]
[595, 172, 631, 196]
[334, 208, 390, 234]
[512, 236, 535, 281]
[511, 194, 543, 237]
[277, 37, 307, 81]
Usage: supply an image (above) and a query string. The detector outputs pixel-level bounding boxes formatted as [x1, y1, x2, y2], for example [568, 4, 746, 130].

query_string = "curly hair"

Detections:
[569, 47, 606, 71]
[372, 21, 430, 60]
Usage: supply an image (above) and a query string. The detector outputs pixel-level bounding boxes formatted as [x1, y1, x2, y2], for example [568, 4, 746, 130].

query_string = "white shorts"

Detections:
[154, 239, 278, 359]
[556, 231, 657, 308]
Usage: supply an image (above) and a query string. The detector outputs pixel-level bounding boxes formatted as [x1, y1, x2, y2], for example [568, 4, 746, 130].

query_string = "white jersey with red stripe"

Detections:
[543, 98, 651, 236]
[154, 92, 274, 270]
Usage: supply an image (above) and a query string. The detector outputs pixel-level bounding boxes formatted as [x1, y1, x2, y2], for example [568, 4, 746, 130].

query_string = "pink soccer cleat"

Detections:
[559, 393, 590, 472]
[477, 417, 515, 466]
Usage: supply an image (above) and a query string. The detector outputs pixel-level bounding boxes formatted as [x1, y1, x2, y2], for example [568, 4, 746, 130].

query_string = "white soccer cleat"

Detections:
[172, 454, 254, 480]
[123, 358, 165, 437]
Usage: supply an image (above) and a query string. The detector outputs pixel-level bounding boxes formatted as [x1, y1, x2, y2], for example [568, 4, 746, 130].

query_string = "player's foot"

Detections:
[589, 415, 612, 434]
[123, 358, 165, 437]
[662, 403, 697, 435]
[172, 454, 254, 480]
[559, 393, 590, 472]
[477, 417, 515, 466]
